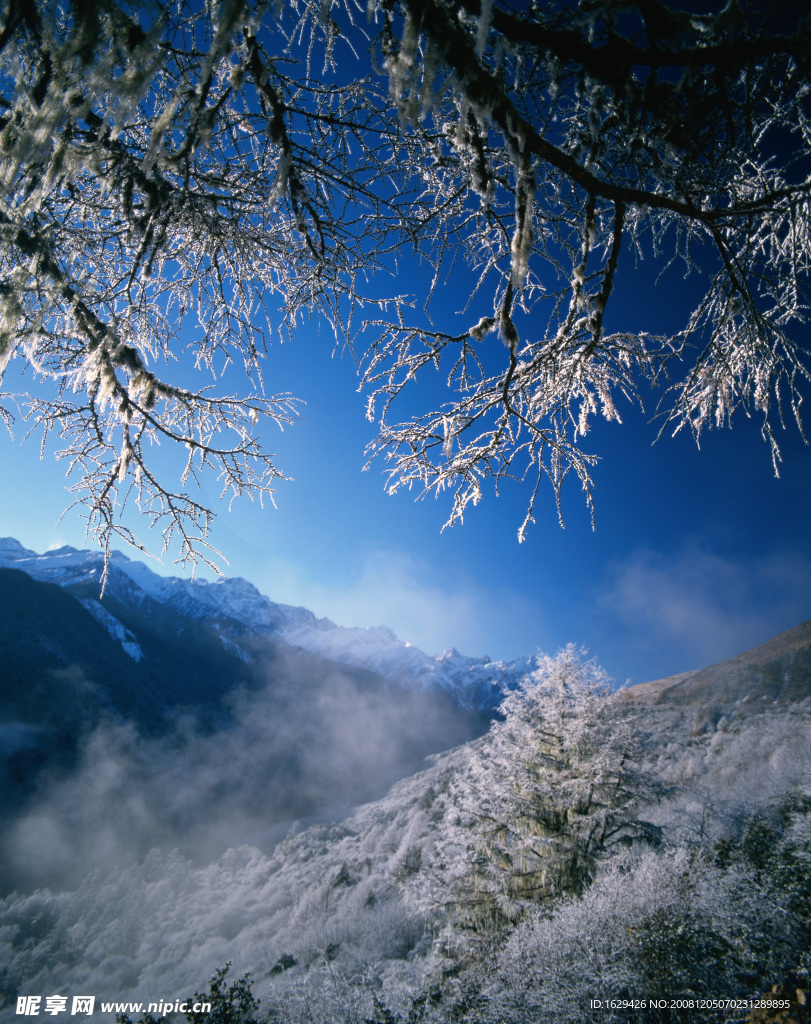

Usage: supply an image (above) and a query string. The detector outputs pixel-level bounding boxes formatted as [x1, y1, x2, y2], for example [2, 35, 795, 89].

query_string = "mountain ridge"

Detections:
[3, 537, 810, 717]
[623, 618, 811, 708]
[0, 537, 532, 713]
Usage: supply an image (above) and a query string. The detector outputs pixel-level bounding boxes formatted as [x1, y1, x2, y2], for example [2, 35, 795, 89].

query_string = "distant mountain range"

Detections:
[0, 537, 535, 713]
[3, 535, 809, 748]
[0, 537, 534, 886]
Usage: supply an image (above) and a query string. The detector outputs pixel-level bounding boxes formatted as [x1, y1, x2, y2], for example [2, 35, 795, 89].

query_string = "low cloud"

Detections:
[258, 548, 551, 661]
[0, 648, 478, 894]
[598, 544, 811, 681]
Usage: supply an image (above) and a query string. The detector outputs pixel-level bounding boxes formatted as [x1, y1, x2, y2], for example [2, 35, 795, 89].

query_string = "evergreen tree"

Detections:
[420, 647, 659, 932]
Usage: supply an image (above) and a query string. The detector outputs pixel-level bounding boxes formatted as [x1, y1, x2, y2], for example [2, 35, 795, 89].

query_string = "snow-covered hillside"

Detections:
[0, 538, 531, 712]
[1, 649, 808, 1024]
[3, 538, 810, 1024]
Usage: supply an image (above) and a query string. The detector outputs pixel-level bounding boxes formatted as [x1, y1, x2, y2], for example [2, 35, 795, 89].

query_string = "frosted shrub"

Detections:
[483, 849, 801, 1023]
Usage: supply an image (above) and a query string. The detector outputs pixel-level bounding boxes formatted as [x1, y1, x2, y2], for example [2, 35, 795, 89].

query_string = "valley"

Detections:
[0, 540, 809, 1023]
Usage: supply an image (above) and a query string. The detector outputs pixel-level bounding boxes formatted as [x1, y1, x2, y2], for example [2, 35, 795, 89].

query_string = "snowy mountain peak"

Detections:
[0, 536, 41, 560]
[0, 539, 531, 712]
[0, 538, 105, 579]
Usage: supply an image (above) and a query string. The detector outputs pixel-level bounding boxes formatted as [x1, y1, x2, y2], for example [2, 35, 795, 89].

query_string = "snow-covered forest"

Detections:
[1, 543, 809, 1023]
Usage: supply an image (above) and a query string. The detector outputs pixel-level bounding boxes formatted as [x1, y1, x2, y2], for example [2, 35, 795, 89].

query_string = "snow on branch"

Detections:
[1, 0, 809, 557]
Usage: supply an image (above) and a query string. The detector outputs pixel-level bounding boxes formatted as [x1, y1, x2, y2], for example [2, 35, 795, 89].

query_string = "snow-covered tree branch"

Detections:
[1, 0, 809, 562]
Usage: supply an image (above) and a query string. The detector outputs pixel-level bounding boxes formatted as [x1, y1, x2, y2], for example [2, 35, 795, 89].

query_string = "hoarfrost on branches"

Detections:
[1, 0, 810, 561]
[412, 647, 660, 934]
[484, 848, 802, 1023]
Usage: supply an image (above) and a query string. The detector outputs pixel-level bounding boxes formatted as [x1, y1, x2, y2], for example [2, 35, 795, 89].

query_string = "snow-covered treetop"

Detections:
[1, 0, 809, 565]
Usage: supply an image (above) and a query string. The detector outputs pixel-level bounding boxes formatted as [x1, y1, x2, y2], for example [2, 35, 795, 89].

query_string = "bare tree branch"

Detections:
[0, 0, 808, 558]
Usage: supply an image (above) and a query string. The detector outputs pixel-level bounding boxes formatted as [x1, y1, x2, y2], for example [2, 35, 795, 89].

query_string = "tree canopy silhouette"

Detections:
[1, 0, 809, 567]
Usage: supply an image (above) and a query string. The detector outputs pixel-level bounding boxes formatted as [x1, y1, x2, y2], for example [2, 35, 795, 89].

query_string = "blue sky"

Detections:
[1, 13, 809, 687]
[2, 265, 809, 688]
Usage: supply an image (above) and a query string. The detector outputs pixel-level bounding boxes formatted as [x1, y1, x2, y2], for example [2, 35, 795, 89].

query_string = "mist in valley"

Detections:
[1, 645, 483, 895]
[1, 629, 810, 1024]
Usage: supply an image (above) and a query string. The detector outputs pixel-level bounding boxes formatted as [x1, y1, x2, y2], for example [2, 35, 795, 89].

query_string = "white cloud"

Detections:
[598, 543, 811, 679]
[255, 548, 551, 660]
